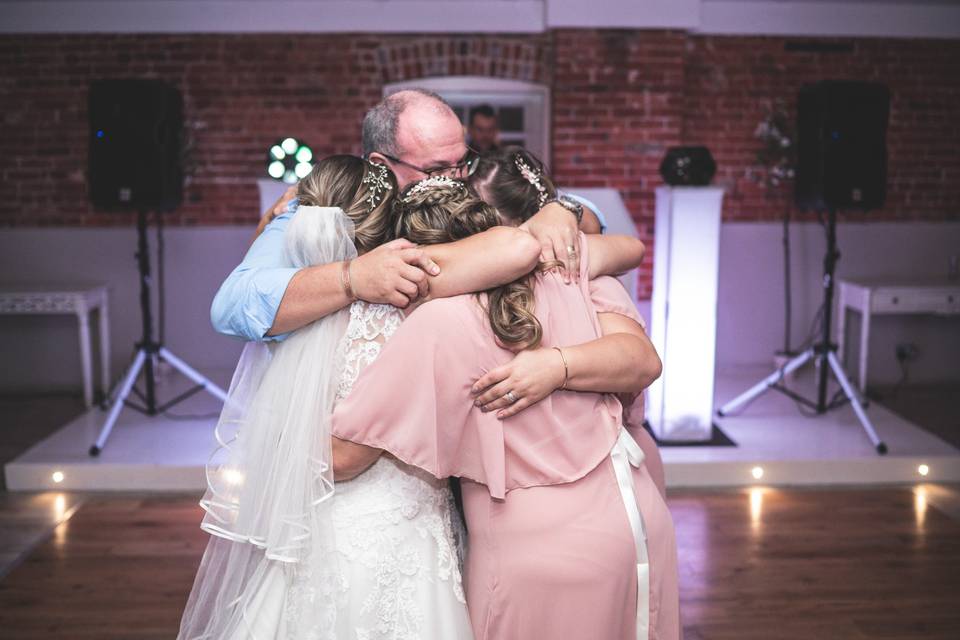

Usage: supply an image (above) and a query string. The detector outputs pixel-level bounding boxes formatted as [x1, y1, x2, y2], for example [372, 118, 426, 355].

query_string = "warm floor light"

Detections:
[751, 466, 764, 480]
[918, 464, 930, 477]
[223, 468, 244, 486]
[51, 470, 64, 484]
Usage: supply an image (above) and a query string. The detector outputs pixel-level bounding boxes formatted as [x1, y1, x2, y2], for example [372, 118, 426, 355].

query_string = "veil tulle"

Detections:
[178, 206, 357, 639]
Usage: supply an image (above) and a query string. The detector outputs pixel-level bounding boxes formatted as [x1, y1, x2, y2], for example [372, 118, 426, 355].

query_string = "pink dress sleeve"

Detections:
[332, 252, 628, 500]
[588, 276, 646, 329]
[587, 276, 667, 499]
[330, 297, 510, 499]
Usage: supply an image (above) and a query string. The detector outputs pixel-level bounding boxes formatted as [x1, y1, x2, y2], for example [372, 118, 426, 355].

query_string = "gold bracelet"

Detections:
[553, 346, 569, 389]
[341, 259, 356, 301]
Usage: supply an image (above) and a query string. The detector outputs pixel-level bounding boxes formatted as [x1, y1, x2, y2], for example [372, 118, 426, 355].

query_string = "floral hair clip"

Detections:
[361, 161, 393, 212]
[514, 154, 548, 208]
[401, 175, 468, 203]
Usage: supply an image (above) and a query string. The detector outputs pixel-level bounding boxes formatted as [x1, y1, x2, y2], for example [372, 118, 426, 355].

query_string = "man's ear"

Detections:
[367, 153, 389, 166]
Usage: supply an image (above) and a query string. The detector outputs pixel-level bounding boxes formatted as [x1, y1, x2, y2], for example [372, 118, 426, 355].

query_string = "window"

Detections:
[384, 77, 550, 164]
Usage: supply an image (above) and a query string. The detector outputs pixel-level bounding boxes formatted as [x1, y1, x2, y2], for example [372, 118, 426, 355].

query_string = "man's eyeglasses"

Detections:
[376, 147, 480, 178]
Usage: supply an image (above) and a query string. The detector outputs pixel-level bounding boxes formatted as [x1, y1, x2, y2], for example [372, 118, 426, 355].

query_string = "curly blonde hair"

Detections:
[394, 179, 544, 349]
[296, 155, 397, 254]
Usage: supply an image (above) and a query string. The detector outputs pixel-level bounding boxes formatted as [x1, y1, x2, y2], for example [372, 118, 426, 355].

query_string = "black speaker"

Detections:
[795, 81, 890, 210]
[89, 79, 183, 211]
[659, 146, 716, 186]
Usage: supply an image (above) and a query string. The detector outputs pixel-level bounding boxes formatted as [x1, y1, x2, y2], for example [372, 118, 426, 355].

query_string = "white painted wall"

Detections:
[716, 221, 960, 386]
[2, 0, 959, 38]
[0, 226, 249, 393]
[2, 220, 957, 394]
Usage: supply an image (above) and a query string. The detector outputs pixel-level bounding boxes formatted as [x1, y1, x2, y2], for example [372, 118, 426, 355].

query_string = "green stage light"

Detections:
[267, 137, 313, 185]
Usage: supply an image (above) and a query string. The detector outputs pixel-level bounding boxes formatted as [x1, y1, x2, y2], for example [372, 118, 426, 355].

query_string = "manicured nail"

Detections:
[430, 265, 441, 275]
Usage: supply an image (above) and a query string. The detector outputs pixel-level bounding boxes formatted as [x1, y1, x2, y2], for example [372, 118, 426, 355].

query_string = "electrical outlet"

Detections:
[895, 343, 920, 362]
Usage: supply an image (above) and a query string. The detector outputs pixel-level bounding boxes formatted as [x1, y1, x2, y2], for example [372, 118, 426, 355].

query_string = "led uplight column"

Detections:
[646, 186, 725, 442]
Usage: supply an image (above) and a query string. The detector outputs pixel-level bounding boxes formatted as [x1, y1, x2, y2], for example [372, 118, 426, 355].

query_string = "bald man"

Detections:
[212, 89, 580, 342]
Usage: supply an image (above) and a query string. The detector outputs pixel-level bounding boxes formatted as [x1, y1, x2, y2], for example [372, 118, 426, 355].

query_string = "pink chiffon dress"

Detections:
[331, 236, 680, 640]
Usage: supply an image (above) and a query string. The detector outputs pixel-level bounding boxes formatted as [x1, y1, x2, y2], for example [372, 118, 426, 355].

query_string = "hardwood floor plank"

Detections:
[0, 486, 957, 639]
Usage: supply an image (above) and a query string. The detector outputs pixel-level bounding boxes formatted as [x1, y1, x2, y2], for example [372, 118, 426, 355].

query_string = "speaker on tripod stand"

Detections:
[88, 78, 228, 456]
[717, 80, 891, 454]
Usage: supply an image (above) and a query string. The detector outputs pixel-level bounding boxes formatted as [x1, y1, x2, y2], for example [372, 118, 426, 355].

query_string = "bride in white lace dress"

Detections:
[326, 299, 470, 639]
[178, 156, 539, 639]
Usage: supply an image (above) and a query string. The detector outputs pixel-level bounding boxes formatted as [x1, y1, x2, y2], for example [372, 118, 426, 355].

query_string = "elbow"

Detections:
[636, 349, 662, 391]
[514, 230, 542, 271]
[627, 237, 646, 269]
[626, 343, 662, 393]
[332, 452, 364, 482]
[210, 284, 232, 335]
[331, 438, 379, 482]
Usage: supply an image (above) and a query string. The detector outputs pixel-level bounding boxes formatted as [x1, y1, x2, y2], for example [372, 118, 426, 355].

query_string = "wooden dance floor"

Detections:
[0, 485, 958, 639]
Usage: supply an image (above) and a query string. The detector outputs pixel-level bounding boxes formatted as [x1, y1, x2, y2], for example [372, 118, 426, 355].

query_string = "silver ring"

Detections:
[504, 390, 519, 404]
[566, 244, 577, 255]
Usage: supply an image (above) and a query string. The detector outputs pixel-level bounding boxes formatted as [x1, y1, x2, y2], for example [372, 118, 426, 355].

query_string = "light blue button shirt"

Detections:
[211, 193, 608, 342]
[562, 192, 608, 233]
[210, 198, 301, 342]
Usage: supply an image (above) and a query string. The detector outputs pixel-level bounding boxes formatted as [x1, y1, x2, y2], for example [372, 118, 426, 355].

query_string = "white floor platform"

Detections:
[6, 366, 960, 492]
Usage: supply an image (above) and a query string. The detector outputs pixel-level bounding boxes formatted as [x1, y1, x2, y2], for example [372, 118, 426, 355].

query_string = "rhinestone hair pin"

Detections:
[361, 161, 393, 212]
[514, 154, 548, 208]
[401, 176, 468, 203]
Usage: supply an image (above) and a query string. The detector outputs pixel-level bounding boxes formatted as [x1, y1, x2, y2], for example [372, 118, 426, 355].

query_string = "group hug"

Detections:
[177, 88, 681, 640]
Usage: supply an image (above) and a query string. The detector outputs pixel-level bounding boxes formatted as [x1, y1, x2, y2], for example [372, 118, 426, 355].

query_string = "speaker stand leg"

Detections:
[90, 350, 147, 456]
[826, 351, 887, 454]
[717, 348, 814, 417]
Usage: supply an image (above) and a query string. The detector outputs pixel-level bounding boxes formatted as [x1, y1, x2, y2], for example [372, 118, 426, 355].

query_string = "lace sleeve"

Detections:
[336, 301, 405, 401]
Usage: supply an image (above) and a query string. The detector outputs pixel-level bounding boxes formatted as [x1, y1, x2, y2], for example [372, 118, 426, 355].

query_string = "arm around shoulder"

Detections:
[419, 226, 540, 300]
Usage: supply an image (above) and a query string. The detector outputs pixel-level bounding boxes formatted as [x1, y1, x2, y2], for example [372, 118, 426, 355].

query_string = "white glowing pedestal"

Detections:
[646, 186, 725, 442]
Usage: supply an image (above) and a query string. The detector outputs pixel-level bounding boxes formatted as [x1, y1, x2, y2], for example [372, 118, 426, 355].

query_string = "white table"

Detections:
[836, 278, 960, 393]
[0, 284, 111, 407]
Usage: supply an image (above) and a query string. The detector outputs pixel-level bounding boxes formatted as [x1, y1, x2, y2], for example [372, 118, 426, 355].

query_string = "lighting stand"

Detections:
[716, 207, 888, 454]
[90, 210, 228, 456]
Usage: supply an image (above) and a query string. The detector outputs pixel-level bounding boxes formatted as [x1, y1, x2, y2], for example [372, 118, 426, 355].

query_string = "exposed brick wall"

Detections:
[0, 34, 550, 226]
[684, 35, 960, 223]
[2, 31, 958, 295]
[551, 30, 688, 295]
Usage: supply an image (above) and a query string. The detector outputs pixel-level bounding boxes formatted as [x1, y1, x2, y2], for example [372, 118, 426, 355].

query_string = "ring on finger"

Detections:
[504, 390, 519, 404]
[566, 244, 577, 255]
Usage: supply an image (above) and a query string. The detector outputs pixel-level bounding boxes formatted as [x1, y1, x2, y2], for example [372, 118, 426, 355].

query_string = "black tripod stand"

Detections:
[90, 210, 228, 456]
[716, 207, 888, 454]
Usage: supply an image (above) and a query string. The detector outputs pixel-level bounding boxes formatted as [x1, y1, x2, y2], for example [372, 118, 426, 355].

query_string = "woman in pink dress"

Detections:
[331, 178, 680, 640]
[469, 147, 667, 498]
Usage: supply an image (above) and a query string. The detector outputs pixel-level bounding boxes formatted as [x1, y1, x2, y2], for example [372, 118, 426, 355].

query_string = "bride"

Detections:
[178, 155, 650, 639]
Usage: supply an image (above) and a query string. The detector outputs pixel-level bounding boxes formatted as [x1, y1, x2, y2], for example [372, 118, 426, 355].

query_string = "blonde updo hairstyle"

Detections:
[394, 179, 544, 350]
[296, 155, 397, 254]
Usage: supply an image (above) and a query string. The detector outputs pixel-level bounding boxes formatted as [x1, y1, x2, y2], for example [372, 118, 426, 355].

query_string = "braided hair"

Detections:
[393, 177, 544, 349]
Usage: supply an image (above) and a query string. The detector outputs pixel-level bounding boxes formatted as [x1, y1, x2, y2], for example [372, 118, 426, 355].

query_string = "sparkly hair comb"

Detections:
[361, 161, 393, 212]
[401, 176, 468, 203]
[514, 154, 548, 208]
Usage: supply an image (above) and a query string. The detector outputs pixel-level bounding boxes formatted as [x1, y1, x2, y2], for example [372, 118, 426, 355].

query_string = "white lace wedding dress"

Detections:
[324, 300, 473, 640]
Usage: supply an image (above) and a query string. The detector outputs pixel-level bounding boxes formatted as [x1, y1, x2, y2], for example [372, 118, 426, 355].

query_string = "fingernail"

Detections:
[497, 412, 505, 419]
[431, 265, 440, 275]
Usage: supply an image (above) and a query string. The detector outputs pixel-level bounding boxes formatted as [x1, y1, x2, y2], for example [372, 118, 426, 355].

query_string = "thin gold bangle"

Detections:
[341, 259, 356, 301]
[553, 346, 569, 389]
